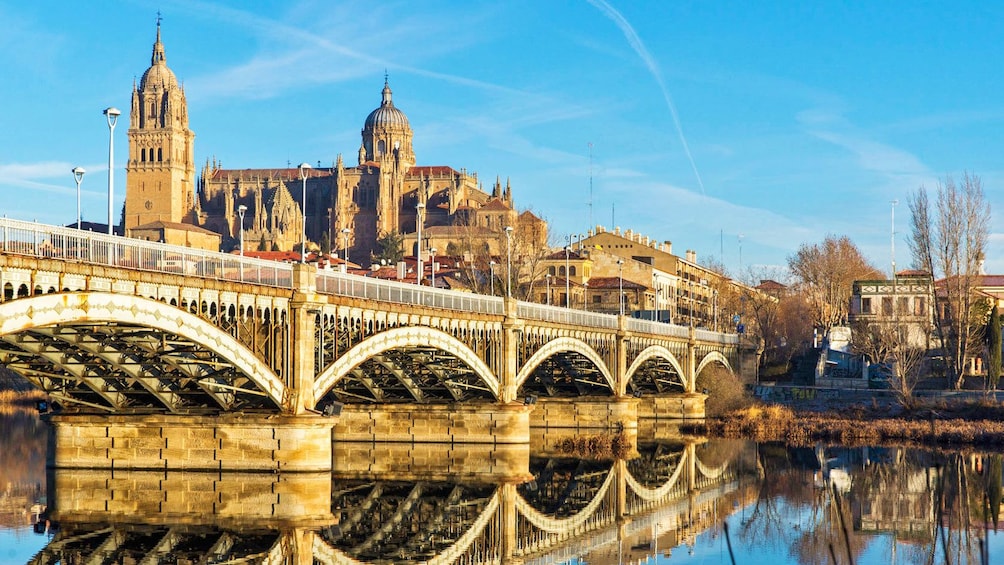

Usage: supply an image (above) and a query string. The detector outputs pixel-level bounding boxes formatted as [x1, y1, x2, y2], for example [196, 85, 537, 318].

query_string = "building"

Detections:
[122, 23, 544, 263]
[849, 270, 935, 350]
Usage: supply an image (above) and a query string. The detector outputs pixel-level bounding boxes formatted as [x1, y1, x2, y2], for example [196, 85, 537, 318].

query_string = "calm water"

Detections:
[4, 411, 1004, 564]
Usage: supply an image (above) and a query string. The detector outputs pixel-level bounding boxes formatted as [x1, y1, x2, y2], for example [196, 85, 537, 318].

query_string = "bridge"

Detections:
[0, 218, 754, 470]
[32, 440, 757, 564]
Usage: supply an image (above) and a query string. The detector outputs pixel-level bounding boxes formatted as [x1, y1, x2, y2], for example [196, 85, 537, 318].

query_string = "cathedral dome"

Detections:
[140, 63, 178, 90]
[364, 80, 410, 129]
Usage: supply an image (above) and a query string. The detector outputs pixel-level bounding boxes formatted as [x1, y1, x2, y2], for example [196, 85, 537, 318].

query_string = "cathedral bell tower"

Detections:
[124, 20, 196, 231]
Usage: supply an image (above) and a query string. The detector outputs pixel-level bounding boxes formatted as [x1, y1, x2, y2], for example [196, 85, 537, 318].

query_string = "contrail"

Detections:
[586, 0, 706, 194]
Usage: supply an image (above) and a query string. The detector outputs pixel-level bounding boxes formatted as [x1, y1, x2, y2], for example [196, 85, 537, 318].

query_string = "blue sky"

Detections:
[2, 0, 1003, 277]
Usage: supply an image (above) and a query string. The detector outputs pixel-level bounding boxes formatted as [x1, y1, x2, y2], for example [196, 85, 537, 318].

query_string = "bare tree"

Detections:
[788, 235, 881, 330]
[851, 319, 927, 405]
[908, 173, 991, 389]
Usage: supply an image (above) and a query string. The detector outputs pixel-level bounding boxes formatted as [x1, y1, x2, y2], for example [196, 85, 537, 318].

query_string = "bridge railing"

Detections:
[625, 317, 693, 339]
[517, 302, 619, 328]
[316, 270, 505, 315]
[694, 328, 739, 344]
[0, 218, 293, 288]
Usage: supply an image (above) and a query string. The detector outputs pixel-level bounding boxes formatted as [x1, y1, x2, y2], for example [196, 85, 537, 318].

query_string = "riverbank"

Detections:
[684, 400, 1004, 447]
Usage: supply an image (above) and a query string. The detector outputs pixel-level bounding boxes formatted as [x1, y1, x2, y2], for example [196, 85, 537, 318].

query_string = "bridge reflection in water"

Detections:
[30, 439, 757, 564]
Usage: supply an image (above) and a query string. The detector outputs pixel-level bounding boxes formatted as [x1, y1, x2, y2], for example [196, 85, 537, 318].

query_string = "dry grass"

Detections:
[556, 433, 633, 459]
[686, 400, 1004, 447]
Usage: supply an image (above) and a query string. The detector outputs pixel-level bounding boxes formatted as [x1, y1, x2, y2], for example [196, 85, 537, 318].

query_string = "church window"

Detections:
[141, 148, 146, 162]
[377, 140, 386, 156]
[158, 148, 163, 162]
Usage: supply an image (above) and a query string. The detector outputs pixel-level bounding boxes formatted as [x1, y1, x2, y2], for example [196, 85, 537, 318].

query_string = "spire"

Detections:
[381, 73, 393, 107]
[151, 13, 166, 65]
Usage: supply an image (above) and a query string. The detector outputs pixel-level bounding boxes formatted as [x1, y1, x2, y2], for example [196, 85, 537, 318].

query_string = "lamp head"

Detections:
[298, 162, 312, 180]
[103, 106, 121, 127]
[505, 226, 513, 234]
[341, 228, 350, 234]
[416, 202, 425, 210]
[72, 167, 86, 183]
[237, 204, 247, 218]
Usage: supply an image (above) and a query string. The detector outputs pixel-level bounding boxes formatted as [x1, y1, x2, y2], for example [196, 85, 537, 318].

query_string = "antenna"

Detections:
[588, 142, 594, 230]
[891, 200, 898, 277]
[611, 203, 615, 228]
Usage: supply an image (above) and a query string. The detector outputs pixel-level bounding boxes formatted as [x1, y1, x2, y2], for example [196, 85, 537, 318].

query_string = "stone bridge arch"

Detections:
[515, 336, 615, 396]
[0, 292, 286, 412]
[313, 326, 501, 403]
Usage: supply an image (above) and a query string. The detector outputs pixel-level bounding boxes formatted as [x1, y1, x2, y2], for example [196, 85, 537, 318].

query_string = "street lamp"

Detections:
[430, 247, 437, 288]
[237, 204, 247, 256]
[546, 273, 552, 305]
[103, 107, 120, 235]
[72, 167, 85, 230]
[489, 261, 496, 296]
[504, 226, 514, 298]
[341, 227, 351, 267]
[617, 259, 625, 316]
[298, 163, 311, 263]
[416, 202, 425, 285]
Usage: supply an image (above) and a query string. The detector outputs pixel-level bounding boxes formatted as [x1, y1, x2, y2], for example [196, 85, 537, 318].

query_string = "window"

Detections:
[914, 297, 926, 316]
[548, 266, 555, 276]
[559, 267, 566, 276]
[862, 297, 871, 313]
[569, 266, 576, 276]
[882, 297, 893, 315]
[898, 297, 909, 315]
[592, 295, 602, 304]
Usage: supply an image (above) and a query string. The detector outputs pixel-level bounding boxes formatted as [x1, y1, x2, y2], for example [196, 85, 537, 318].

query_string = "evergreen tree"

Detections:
[988, 304, 1001, 389]
[375, 231, 405, 265]
[319, 231, 331, 255]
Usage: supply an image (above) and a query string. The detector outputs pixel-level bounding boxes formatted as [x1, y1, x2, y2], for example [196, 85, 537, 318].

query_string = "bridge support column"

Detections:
[687, 325, 698, 392]
[615, 316, 630, 396]
[500, 297, 522, 404]
[289, 263, 320, 415]
[47, 414, 334, 472]
[333, 403, 532, 444]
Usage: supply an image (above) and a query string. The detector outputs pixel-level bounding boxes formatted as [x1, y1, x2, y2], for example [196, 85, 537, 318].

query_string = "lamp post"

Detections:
[489, 261, 496, 296]
[237, 204, 247, 256]
[617, 259, 625, 316]
[655, 287, 661, 323]
[504, 226, 514, 298]
[72, 167, 85, 230]
[298, 163, 311, 263]
[546, 273, 552, 305]
[341, 227, 351, 267]
[103, 107, 120, 235]
[430, 247, 437, 288]
[564, 243, 571, 307]
[416, 202, 425, 285]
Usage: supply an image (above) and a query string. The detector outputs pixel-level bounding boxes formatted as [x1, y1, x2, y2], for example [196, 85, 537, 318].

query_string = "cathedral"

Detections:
[123, 23, 544, 265]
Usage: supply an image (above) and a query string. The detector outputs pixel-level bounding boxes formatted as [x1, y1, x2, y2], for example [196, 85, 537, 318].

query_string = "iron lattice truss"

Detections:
[27, 523, 282, 564]
[517, 458, 614, 518]
[626, 443, 688, 489]
[0, 323, 280, 414]
[627, 358, 686, 396]
[323, 346, 496, 404]
[519, 353, 612, 397]
[325, 480, 498, 562]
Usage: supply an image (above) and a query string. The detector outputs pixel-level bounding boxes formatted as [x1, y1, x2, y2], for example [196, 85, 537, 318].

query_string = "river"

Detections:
[3, 410, 1004, 564]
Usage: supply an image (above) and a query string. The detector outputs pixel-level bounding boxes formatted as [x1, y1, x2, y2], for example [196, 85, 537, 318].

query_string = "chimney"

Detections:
[397, 261, 407, 280]
[686, 249, 696, 263]
[625, 229, 633, 240]
[663, 241, 672, 254]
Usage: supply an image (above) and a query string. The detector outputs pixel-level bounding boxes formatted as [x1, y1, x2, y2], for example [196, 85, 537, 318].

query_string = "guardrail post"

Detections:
[289, 263, 320, 415]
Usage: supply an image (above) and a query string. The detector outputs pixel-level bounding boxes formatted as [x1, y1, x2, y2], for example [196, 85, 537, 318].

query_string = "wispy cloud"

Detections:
[585, 0, 705, 194]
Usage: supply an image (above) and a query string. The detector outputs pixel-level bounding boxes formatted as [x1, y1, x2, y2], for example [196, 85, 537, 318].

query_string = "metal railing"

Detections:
[625, 317, 692, 339]
[316, 270, 505, 315]
[517, 302, 619, 329]
[0, 218, 739, 343]
[0, 217, 292, 287]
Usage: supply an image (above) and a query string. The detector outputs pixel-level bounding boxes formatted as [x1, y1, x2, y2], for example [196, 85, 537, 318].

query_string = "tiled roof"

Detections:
[480, 199, 511, 211]
[209, 167, 333, 181]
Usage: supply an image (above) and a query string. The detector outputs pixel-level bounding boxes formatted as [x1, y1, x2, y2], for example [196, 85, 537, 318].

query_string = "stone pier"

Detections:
[47, 414, 334, 472]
